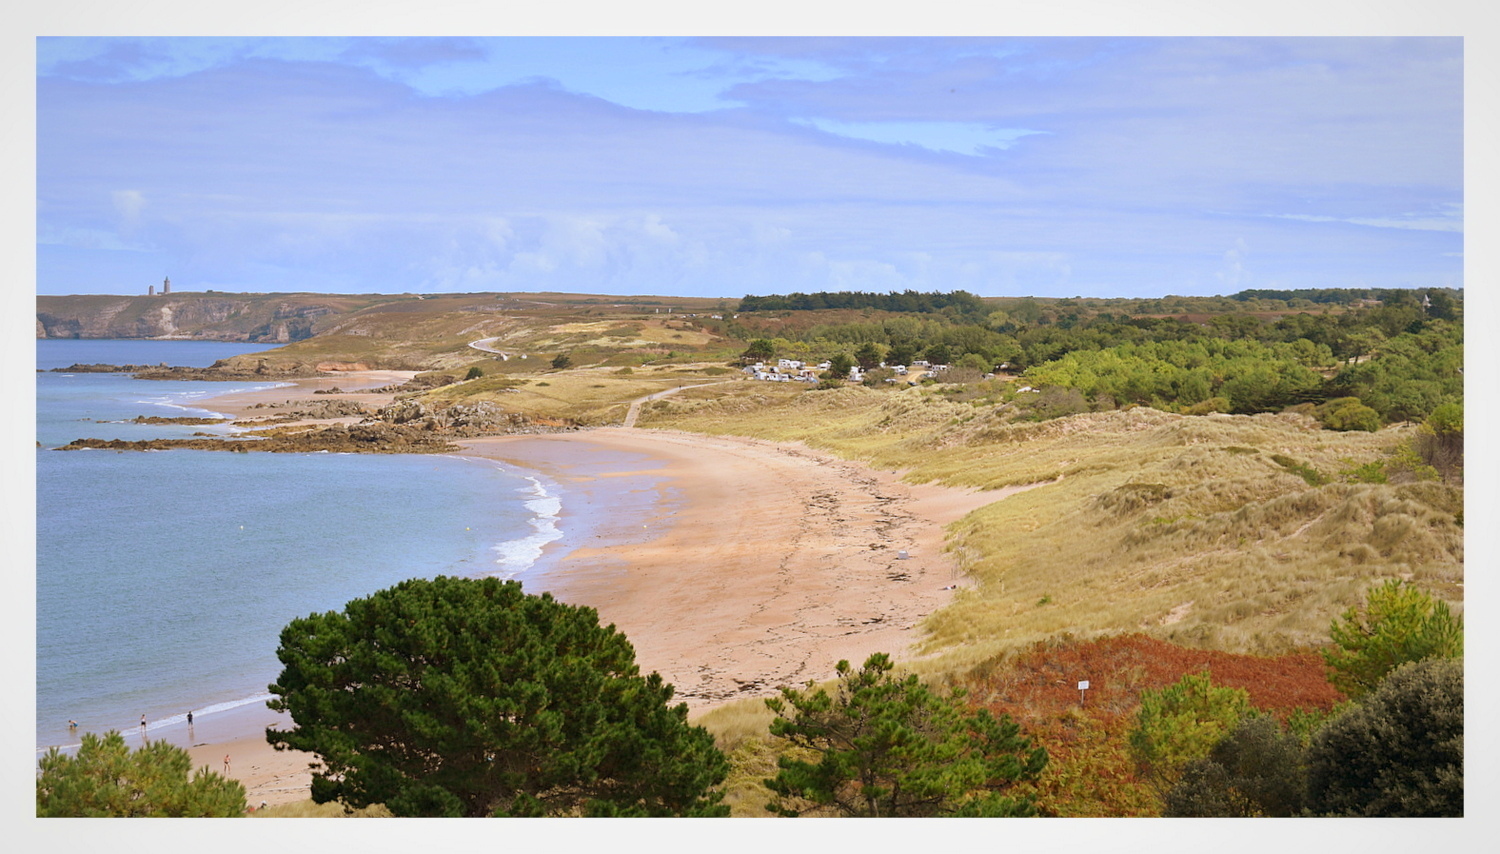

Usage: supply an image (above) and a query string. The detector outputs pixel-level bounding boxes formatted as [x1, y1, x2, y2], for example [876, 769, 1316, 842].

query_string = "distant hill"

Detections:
[36, 291, 741, 373]
[35, 293, 399, 341]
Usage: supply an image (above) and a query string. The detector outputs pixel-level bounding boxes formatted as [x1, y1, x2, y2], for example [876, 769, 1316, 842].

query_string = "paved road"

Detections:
[468, 338, 511, 360]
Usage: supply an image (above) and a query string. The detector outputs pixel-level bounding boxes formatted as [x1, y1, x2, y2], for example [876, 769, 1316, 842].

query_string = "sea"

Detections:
[34, 339, 593, 753]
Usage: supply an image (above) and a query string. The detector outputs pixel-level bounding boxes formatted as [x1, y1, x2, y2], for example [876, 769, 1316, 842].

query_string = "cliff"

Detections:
[35, 293, 372, 341]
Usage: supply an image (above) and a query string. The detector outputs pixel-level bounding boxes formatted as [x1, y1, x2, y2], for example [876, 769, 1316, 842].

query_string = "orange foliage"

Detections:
[962, 634, 1344, 816]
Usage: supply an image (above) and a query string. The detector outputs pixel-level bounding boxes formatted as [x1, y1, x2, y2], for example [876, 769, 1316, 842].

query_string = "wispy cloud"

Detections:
[36, 37, 1463, 297]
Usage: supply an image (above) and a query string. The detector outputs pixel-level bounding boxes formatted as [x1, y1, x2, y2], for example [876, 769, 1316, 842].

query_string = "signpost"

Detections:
[1078, 680, 1090, 706]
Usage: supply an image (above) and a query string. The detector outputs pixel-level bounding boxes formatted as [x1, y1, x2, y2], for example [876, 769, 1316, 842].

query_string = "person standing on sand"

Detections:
[186, 711, 193, 726]
[224, 754, 231, 774]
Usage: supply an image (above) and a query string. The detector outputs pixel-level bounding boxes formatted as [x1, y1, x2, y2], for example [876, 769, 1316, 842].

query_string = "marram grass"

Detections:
[642, 384, 1461, 670]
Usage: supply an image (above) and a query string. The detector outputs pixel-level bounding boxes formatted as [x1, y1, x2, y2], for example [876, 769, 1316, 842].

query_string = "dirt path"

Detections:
[621, 383, 727, 428]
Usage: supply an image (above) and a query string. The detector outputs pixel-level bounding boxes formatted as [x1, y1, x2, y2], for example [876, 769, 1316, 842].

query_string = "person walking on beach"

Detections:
[224, 754, 231, 774]
[186, 711, 193, 726]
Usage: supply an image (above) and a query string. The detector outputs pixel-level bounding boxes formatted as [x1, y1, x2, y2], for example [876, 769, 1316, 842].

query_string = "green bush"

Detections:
[1316, 397, 1382, 432]
[1165, 715, 1308, 817]
[37, 731, 245, 817]
[1306, 659, 1462, 816]
[1128, 671, 1251, 795]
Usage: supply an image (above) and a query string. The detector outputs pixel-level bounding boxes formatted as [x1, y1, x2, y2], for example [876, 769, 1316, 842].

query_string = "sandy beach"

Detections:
[162, 372, 1020, 808]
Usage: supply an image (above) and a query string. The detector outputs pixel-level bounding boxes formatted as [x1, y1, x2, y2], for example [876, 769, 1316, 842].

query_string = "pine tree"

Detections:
[1127, 670, 1251, 796]
[37, 731, 246, 817]
[763, 653, 1046, 817]
[1323, 579, 1462, 698]
[266, 576, 728, 817]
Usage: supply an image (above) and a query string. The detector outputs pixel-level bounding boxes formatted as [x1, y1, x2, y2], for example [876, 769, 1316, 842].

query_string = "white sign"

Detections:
[1077, 680, 1090, 690]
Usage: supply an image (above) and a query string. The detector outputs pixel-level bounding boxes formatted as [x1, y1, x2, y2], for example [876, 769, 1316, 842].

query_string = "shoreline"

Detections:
[61, 371, 1021, 808]
[460, 428, 1007, 708]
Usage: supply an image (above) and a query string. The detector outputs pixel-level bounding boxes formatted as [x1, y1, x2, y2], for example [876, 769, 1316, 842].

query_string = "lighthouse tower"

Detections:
[162, 276, 171, 295]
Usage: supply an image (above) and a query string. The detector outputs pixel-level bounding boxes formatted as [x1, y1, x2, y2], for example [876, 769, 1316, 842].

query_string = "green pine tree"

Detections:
[37, 731, 246, 817]
[763, 653, 1046, 817]
[266, 575, 728, 817]
[1322, 579, 1462, 698]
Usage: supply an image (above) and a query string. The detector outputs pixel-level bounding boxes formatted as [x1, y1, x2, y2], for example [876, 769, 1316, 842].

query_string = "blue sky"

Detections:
[35, 35, 1464, 299]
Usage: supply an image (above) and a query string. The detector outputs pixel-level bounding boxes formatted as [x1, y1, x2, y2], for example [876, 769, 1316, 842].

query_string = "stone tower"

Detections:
[162, 276, 171, 295]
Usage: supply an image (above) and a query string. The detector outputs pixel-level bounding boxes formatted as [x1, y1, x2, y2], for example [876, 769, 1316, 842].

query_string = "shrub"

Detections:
[37, 731, 245, 817]
[1127, 671, 1251, 795]
[1306, 659, 1462, 816]
[1316, 397, 1382, 432]
[1165, 715, 1308, 817]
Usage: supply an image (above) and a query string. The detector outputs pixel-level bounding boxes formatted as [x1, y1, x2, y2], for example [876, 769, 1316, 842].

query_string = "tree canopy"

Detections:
[763, 652, 1046, 817]
[266, 575, 728, 817]
[37, 731, 246, 817]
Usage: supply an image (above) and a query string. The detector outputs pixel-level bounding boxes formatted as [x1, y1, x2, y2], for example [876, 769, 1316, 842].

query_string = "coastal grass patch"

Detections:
[424, 368, 695, 425]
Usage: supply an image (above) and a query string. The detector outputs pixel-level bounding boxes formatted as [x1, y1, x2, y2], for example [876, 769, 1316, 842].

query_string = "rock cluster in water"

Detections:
[55, 398, 578, 455]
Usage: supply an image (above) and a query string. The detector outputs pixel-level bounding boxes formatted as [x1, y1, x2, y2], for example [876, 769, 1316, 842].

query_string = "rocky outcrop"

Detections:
[372, 399, 564, 436]
[241, 399, 374, 421]
[56, 423, 462, 455]
[127, 416, 229, 425]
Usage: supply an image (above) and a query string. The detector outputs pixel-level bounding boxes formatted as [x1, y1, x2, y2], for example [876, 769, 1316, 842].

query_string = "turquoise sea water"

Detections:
[35, 341, 587, 751]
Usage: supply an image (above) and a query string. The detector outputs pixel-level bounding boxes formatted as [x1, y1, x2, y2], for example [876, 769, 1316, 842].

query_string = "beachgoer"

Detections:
[224, 754, 231, 774]
[140, 715, 147, 730]
[186, 711, 193, 725]
[68, 719, 77, 730]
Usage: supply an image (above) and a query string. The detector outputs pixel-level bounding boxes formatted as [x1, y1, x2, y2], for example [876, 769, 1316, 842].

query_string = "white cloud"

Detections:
[791, 118, 1042, 156]
[1215, 239, 1250, 290]
[111, 189, 146, 230]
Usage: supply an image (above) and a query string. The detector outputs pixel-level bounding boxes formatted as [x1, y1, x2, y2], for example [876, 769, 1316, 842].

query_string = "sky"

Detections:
[32, 33, 1466, 300]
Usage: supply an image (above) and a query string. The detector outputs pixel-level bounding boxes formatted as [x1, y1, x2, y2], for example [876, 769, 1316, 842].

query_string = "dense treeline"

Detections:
[1231, 286, 1462, 308]
[738, 289, 987, 319]
[738, 288, 1461, 426]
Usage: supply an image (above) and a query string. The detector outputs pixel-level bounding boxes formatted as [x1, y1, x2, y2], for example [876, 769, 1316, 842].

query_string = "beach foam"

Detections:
[490, 476, 565, 577]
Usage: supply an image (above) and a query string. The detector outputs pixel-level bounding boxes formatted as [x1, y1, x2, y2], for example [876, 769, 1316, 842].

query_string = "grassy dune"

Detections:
[641, 384, 1461, 665]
